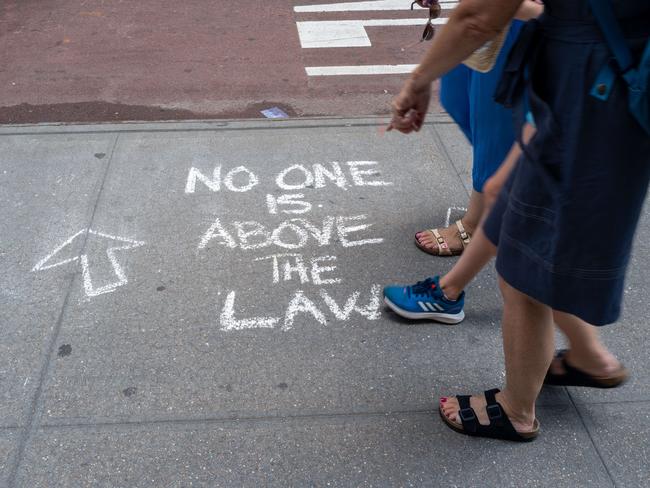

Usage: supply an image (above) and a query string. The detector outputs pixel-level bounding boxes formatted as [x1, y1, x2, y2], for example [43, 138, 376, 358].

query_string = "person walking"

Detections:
[412, 0, 542, 256]
[386, 0, 650, 441]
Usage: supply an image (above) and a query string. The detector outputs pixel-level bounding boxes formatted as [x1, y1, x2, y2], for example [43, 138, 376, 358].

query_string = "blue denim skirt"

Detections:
[484, 1, 650, 325]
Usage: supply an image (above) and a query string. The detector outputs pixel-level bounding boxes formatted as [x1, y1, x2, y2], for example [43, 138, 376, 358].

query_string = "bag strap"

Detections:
[588, 0, 635, 74]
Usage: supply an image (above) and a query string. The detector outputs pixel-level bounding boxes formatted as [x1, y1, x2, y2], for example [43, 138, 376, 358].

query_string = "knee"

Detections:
[498, 276, 543, 309]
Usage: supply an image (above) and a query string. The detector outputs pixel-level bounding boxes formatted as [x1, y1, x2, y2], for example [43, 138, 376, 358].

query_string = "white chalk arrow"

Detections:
[32, 229, 145, 297]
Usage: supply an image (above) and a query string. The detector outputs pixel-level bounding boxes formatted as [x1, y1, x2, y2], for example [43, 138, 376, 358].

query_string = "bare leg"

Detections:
[551, 311, 624, 377]
[439, 226, 495, 300]
[433, 126, 535, 297]
[415, 124, 533, 255]
[440, 277, 554, 432]
[462, 190, 484, 232]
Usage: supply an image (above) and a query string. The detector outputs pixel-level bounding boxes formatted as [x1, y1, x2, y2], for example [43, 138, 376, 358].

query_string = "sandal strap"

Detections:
[455, 220, 472, 247]
[484, 389, 505, 428]
[456, 395, 479, 433]
[478, 390, 524, 440]
[432, 228, 452, 256]
[484, 388, 500, 405]
[457, 395, 471, 409]
[556, 349, 593, 383]
[558, 350, 613, 387]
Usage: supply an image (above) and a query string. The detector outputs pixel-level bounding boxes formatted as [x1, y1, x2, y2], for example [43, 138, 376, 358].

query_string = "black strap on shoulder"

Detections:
[588, 0, 635, 74]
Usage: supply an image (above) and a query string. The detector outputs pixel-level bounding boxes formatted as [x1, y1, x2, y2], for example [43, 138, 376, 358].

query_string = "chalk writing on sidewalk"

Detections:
[186, 161, 392, 331]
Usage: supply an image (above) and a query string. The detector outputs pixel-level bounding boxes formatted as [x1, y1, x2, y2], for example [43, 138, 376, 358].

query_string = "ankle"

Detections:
[459, 216, 478, 235]
[496, 391, 536, 430]
[566, 347, 620, 373]
[439, 277, 462, 301]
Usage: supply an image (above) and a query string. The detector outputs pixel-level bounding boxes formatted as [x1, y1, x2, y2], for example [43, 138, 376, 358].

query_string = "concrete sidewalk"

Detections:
[0, 117, 648, 487]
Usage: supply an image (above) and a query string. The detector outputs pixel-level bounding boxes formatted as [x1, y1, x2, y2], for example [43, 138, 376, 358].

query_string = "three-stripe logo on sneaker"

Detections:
[418, 301, 445, 312]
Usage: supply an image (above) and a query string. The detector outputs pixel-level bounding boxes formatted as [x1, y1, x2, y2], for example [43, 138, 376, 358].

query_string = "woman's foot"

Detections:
[414, 219, 473, 256]
[383, 276, 465, 324]
[545, 349, 629, 388]
[548, 349, 622, 378]
[439, 390, 537, 435]
[438, 389, 539, 441]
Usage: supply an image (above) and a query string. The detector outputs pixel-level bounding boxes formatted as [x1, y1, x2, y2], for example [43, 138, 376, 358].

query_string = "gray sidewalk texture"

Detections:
[1, 117, 648, 487]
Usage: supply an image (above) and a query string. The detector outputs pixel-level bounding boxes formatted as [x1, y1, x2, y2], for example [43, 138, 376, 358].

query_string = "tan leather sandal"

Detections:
[414, 219, 472, 256]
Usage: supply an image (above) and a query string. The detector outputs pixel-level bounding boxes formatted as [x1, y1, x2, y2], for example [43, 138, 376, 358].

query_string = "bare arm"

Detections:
[483, 123, 536, 208]
[388, 0, 525, 132]
[411, 0, 524, 90]
[514, 0, 544, 21]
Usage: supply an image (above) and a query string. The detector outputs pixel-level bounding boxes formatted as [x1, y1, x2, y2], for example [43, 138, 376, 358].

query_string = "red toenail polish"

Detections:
[440, 397, 447, 403]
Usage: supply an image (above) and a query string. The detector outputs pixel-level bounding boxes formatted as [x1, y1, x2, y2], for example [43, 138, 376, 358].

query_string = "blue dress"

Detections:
[483, 0, 650, 325]
[440, 21, 523, 192]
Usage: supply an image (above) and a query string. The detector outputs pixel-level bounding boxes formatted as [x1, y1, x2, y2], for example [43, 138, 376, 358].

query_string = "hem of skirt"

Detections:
[495, 233, 620, 326]
[499, 232, 627, 280]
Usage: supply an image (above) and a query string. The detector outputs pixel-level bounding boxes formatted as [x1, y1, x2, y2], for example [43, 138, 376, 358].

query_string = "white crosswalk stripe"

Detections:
[306, 64, 418, 76]
[297, 18, 448, 49]
[294, 0, 456, 76]
[295, 0, 458, 13]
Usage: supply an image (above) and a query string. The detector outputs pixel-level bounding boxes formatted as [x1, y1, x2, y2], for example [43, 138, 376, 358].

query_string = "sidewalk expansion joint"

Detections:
[40, 407, 441, 432]
[568, 389, 619, 488]
[5, 135, 121, 488]
[36, 402, 578, 432]
[430, 123, 471, 199]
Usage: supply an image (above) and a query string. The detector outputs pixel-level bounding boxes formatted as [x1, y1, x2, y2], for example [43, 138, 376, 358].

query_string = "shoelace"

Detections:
[408, 278, 437, 298]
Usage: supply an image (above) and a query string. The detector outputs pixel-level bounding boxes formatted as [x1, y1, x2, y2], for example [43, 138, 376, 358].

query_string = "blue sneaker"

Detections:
[383, 276, 465, 324]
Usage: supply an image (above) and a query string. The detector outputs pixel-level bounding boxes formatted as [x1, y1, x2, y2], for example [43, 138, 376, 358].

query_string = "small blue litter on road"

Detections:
[261, 107, 289, 119]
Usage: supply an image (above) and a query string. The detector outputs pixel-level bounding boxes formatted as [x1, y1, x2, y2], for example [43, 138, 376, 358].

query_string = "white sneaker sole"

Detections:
[384, 297, 465, 324]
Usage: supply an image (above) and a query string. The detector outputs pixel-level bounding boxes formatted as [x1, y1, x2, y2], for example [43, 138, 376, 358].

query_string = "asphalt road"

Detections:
[0, 0, 450, 123]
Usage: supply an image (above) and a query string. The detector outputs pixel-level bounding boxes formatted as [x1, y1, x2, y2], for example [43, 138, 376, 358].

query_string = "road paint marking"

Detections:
[33, 230, 145, 298]
[294, 0, 458, 13]
[297, 18, 447, 48]
[306, 64, 417, 76]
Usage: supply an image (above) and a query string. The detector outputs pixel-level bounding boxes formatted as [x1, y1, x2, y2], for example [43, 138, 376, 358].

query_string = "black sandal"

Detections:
[544, 349, 629, 388]
[439, 388, 539, 442]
